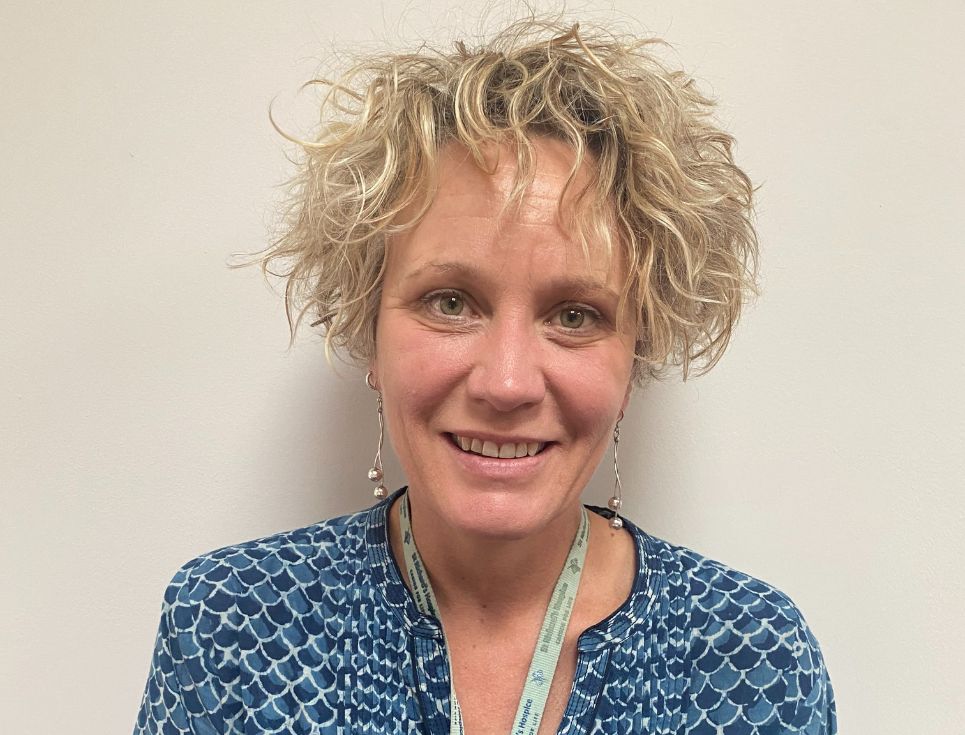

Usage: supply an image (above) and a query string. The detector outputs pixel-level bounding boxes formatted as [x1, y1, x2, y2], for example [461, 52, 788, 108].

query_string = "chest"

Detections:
[442, 619, 584, 735]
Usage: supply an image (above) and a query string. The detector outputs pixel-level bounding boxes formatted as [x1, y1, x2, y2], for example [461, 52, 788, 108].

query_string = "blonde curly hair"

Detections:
[246, 17, 758, 382]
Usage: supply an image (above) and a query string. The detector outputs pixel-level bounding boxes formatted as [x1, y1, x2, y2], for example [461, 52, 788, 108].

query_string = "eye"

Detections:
[437, 293, 465, 316]
[558, 307, 589, 329]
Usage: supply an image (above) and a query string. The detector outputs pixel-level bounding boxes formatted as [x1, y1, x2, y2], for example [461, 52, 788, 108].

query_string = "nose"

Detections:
[465, 313, 546, 412]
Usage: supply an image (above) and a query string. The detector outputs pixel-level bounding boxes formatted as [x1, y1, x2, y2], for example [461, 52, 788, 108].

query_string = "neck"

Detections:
[389, 492, 584, 618]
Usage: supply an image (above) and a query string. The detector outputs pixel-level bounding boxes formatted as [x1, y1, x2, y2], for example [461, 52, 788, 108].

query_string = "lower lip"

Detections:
[444, 435, 553, 480]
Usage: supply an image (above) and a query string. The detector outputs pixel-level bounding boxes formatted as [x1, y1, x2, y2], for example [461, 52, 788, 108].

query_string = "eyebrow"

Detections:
[402, 260, 621, 302]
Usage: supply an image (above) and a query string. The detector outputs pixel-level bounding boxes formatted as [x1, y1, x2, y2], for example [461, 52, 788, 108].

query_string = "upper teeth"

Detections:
[453, 434, 543, 458]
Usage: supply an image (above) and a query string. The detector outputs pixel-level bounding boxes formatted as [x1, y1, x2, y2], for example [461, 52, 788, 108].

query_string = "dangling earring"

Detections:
[366, 371, 387, 499]
[608, 412, 624, 529]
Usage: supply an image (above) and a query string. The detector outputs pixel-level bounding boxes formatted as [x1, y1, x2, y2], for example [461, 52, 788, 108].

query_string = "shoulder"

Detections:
[639, 531, 837, 732]
[137, 507, 382, 733]
[160, 505, 374, 619]
[651, 534, 810, 630]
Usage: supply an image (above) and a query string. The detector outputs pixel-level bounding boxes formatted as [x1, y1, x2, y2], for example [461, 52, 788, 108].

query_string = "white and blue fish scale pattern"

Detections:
[134, 489, 836, 734]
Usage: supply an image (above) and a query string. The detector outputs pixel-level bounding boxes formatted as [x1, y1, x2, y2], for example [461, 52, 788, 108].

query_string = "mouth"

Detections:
[448, 433, 549, 459]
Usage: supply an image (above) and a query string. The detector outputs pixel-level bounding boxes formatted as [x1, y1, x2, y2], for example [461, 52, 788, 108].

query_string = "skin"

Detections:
[371, 137, 637, 734]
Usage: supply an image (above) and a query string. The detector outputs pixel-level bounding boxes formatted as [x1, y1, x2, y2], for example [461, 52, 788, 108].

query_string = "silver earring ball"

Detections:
[373, 485, 388, 499]
[368, 467, 383, 483]
[609, 516, 624, 530]
[607, 496, 623, 512]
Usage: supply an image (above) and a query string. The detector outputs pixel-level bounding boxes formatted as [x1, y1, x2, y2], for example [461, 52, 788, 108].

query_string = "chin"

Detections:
[430, 486, 570, 541]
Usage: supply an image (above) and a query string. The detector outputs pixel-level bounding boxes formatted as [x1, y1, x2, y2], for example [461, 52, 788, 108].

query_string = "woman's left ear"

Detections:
[621, 383, 632, 414]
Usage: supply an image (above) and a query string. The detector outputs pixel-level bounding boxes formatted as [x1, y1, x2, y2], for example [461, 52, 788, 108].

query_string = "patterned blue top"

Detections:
[134, 489, 837, 734]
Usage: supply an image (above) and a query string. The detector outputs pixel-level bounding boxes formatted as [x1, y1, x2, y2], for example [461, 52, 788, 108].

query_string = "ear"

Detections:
[620, 382, 633, 415]
[366, 362, 379, 392]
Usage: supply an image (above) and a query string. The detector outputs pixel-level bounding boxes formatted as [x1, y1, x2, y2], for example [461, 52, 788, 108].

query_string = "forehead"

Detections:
[386, 138, 620, 281]
[384, 143, 620, 292]
[427, 137, 600, 227]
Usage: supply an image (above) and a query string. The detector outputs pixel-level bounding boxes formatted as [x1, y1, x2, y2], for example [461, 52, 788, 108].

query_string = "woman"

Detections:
[134, 18, 836, 735]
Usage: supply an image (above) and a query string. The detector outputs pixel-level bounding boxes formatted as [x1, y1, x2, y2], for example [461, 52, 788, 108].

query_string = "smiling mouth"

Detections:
[448, 433, 548, 459]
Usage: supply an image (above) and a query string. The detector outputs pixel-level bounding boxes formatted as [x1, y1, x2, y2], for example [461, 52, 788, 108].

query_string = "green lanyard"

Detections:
[399, 494, 589, 735]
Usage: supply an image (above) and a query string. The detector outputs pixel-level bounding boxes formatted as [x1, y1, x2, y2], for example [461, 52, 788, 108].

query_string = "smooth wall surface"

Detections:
[2, 2, 963, 732]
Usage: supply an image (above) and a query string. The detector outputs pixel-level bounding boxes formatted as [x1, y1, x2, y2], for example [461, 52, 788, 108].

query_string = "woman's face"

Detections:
[372, 138, 635, 539]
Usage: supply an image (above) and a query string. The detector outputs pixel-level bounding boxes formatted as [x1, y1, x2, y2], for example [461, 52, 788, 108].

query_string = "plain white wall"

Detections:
[2, 1, 963, 732]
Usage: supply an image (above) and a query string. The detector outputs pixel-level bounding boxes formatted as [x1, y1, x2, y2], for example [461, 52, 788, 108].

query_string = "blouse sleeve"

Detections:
[788, 610, 838, 734]
[685, 560, 840, 734]
[132, 560, 236, 735]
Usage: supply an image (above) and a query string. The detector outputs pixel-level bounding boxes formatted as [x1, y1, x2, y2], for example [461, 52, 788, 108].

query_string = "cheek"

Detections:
[376, 318, 472, 419]
[550, 347, 632, 434]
